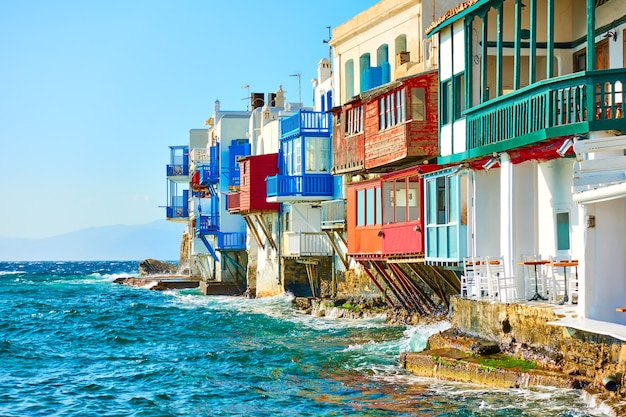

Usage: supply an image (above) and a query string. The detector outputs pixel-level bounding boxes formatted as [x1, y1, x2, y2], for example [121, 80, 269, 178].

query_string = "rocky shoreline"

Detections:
[114, 261, 626, 416]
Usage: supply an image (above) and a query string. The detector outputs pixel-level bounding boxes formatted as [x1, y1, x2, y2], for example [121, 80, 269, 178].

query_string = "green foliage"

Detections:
[478, 356, 536, 371]
[340, 303, 363, 312]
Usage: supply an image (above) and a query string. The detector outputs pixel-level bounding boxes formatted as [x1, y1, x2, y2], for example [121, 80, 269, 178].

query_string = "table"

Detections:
[548, 260, 578, 305]
[518, 260, 550, 301]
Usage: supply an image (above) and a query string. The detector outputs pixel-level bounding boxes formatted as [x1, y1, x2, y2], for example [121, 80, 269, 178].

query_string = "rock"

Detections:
[139, 259, 178, 276]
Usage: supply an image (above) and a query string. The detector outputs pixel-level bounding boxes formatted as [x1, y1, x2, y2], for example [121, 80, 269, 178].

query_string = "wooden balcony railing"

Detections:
[281, 110, 331, 139]
[321, 199, 346, 229]
[282, 232, 333, 257]
[266, 174, 334, 199]
[466, 69, 626, 156]
[218, 232, 246, 250]
[196, 214, 219, 236]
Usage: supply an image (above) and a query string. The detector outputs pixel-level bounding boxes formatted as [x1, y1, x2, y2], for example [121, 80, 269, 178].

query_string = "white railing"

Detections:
[282, 232, 332, 257]
[190, 148, 211, 170]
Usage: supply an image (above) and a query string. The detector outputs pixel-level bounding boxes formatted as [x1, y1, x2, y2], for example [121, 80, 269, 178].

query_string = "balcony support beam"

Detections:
[243, 216, 265, 250]
[323, 230, 349, 270]
[254, 214, 278, 251]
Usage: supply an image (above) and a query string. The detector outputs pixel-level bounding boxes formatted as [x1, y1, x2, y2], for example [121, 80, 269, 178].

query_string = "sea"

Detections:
[0, 261, 611, 417]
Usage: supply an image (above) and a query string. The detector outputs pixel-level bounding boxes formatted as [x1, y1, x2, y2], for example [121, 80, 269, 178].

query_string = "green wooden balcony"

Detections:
[457, 69, 626, 162]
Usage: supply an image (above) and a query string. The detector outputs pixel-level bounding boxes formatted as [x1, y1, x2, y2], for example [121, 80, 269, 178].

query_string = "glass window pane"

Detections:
[375, 186, 382, 224]
[428, 179, 437, 224]
[412, 88, 425, 121]
[407, 176, 419, 221]
[383, 181, 393, 223]
[395, 180, 407, 223]
[448, 175, 458, 223]
[366, 188, 375, 225]
[357, 190, 365, 226]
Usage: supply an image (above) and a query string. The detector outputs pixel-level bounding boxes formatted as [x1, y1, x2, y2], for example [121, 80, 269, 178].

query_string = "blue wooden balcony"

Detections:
[217, 232, 246, 251]
[166, 205, 188, 221]
[166, 164, 189, 177]
[196, 164, 219, 185]
[196, 214, 219, 236]
[445, 69, 626, 164]
[266, 174, 334, 201]
[280, 110, 331, 140]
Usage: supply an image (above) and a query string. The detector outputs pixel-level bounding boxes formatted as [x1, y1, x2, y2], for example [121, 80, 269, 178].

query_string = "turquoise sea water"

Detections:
[0, 261, 610, 417]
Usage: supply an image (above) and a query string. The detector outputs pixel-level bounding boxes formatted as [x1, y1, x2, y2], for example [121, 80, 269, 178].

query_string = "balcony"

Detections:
[282, 232, 333, 257]
[217, 232, 246, 251]
[461, 69, 626, 162]
[281, 110, 331, 140]
[190, 148, 211, 171]
[196, 214, 219, 236]
[226, 192, 241, 213]
[266, 174, 334, 202]
[192, 164, 219, 186]
[166, 206, 188, 221]
[321, 199, 346, 229]
[166, 164, 189, 178]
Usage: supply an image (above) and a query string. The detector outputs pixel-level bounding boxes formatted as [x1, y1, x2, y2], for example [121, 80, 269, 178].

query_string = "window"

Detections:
[305, 137, 330, 172]
[379, 88, 406, 130]
[411, 88, 425, 121]
[345, 106, 363, 135]
[360, 53, 371, 93]
[356, 185, 381, 226]
[357, 190, 365, 226]
[442, 80, 452, 125]
[454, 74, 465, 119]
[345, 60, 354, 99]
[282, 137, 302, 175]
[284, 211, 290, 232]
[556, 212, 570, 250]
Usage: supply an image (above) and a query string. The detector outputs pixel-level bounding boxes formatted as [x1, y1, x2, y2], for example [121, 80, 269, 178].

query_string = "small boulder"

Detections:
[139, 259, 178, 276]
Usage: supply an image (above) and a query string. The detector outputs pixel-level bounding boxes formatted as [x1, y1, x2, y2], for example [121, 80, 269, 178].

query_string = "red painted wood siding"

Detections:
[346, 179, 382, 255]
[364, 71, 439, 170]
[239, 153, 280, 213]
[332, 104, 365, 174]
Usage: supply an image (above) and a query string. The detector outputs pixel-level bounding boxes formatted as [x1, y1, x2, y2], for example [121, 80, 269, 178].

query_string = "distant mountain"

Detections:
[0, 221, 185, 262]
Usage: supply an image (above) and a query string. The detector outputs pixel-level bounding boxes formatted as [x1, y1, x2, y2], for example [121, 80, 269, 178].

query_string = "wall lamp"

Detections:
[482, 154, 500, 171]
[604, 30, 618, 42]
[556, 138, 574, 157]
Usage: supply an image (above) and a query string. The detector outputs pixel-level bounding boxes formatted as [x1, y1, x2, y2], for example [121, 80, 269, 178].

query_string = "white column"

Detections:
[500, 153, 514, 277]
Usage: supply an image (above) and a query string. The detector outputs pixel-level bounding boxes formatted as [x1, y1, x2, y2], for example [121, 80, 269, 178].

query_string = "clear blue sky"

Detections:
[0, 0, 379, 239]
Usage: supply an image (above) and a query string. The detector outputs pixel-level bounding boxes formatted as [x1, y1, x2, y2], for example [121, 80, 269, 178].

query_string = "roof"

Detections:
[425, 0, 484, 37]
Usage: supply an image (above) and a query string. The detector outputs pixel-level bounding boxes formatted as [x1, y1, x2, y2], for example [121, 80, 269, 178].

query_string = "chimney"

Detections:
[274, 85, 286, 108]
[250, 93, 264, 110]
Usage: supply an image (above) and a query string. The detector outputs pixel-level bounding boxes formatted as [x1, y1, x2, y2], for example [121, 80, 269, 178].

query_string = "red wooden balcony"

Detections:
[238, 154, 280, 214]
[332, 71, 439, 174]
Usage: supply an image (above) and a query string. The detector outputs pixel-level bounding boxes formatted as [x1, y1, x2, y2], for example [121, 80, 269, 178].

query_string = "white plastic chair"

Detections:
[486, 256, 517, 303]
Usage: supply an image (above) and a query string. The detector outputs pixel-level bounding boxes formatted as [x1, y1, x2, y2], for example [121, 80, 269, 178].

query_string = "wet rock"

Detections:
[139, 259, 178, 276]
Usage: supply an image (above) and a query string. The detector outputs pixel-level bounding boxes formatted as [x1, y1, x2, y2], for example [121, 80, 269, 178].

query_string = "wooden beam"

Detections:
[243, 216, 264, 250]
[254, 214, 277, 251]
[323, 230, 349, 270]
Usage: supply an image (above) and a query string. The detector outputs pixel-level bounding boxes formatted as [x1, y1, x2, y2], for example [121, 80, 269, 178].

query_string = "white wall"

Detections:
[585, 198, 626, 324]
[254, 212, 282, 298]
